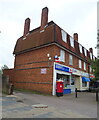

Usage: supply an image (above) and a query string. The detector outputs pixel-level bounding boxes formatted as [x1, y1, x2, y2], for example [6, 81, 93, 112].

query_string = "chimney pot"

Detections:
[40, 7, 48, 30]
[73, 33, 78, 41]
[23, 18, 30, 36]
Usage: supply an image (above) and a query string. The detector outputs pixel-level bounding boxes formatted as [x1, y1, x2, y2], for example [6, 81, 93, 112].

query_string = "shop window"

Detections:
[60, 49, 65, 62]
[61, 29, 67, 43]
[82, 82, 87, 87]
[79, 44, 82, 53]
[56, 73, 70, 88]
[79, 60, 82, 68]
[70, 37, 74, 48]
[84, 62, 86, 70]
[69, 54, 73, 65]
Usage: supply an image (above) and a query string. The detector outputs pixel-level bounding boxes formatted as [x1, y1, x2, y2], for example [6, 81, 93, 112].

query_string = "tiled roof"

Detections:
[13, 21, 55, 54]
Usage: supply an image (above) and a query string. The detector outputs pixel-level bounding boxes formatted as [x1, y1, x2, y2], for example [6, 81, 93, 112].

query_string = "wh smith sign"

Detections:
[55, 64, 69, 72]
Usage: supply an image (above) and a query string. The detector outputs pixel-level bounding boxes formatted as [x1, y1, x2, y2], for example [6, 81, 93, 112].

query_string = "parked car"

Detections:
[89, 80, 99, 92]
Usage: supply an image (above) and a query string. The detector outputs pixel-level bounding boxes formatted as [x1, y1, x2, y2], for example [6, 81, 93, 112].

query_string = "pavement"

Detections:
[1, 91, 98, 118]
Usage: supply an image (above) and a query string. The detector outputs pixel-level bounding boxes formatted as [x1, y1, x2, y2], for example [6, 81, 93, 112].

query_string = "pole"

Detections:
[96, 90, 98, 102]
[75, 88, 77, 98]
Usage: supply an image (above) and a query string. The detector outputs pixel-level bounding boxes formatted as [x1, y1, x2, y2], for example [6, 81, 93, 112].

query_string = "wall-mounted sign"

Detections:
[90, 74, 95, 78]
[55, 64, 69, 72]
[41, 68, 47, 74]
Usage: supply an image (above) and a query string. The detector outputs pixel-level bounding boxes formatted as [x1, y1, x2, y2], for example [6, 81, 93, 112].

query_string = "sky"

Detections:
[0, 0, 98, 68]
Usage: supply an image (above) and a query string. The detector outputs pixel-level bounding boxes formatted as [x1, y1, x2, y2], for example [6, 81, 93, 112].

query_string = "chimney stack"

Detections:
[40, 7, 48, 30]
[23, 18, 30, 36]
[73, 33, 78, 41]
[89, 48, 93, 54]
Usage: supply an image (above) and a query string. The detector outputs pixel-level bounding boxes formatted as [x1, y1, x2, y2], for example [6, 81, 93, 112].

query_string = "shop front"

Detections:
[71, 69, 91, 91]
[52, 63, 92, 95]
[53, 63, 71, 95]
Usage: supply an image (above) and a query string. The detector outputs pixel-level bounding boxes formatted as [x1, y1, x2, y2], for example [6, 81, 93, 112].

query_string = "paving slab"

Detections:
[1, 91, 97, 118]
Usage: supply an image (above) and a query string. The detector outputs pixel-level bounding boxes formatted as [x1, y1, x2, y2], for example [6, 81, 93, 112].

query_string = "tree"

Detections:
[1, 65, 9, 70]
[0, 65, 9, 75]
[91, 59, 99, 81]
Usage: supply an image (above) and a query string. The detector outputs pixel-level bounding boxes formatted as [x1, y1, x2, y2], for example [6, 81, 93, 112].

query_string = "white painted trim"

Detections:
[52, 62, 71, 95]
[52, 62, 56, 96]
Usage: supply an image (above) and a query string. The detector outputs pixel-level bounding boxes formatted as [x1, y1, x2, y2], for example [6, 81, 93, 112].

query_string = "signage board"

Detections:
[41, 68, 47, 74]
[55, 64, 69, 72]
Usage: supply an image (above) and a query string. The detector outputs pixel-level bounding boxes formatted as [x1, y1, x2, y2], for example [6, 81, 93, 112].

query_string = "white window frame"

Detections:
[70, 37, 74, 48]
[60, 49, 65, 62]
[79, 60, 82, 68]
[79, 44, 82, 53]
[84, 62, 86, 70]
[69, 54, 73, 65]
[84, 48, 87, 56]
[61, 30, 67, 43]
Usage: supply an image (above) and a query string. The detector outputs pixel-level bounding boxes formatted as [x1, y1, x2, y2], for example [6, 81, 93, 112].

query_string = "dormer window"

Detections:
[61, 29, 67, 43]
[84, 48, 87, 56]
[79, 44, 82, 53]
[70, 37, 74, 48]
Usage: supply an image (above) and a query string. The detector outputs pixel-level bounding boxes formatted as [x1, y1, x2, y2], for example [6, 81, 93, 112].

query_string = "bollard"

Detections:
[75, 88, 77, 98]
[96, 90, 98, 102]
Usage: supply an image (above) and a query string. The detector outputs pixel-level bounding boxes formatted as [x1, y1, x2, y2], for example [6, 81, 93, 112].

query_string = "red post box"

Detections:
[56, 80, 64, 97]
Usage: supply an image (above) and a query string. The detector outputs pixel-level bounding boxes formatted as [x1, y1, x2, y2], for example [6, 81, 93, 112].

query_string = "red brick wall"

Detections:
[3, 69, 14, 83]
[13, 44, 92, 94]
[14, 45, 55, 94]
[53, 45, 89, 72]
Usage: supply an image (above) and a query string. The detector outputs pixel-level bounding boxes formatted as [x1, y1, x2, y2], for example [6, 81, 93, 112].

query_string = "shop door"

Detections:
[71, 75, 75, 92]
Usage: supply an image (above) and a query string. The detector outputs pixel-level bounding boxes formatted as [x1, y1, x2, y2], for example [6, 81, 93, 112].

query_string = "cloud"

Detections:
[0, 0, 98, 67]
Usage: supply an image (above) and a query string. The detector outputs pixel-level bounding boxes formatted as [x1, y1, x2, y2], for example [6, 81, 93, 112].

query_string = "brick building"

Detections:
[4, 7, 95, 95]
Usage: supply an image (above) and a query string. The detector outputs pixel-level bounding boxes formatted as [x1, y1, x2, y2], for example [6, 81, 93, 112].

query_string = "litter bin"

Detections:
[56, 80, 64, 97]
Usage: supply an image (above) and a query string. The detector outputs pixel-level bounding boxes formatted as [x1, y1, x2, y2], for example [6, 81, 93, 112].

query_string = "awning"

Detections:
[82, 77, 90, 82]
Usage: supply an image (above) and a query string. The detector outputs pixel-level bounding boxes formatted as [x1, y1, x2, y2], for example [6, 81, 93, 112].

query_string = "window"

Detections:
[93, 56, 95, 61]
[82, 82, 87, 87]
[79, 44, 82, 53]
[84, 62, 86, 70]
[61, 30, 67, 42]
[60, 49, 65, 62]
[84, 48, 87, 56]
[69, 54, 73, 65]
[70, 37, 74, 48]
[90, 66, 92, 72]
[79, 60, 82, 68]
[90, 53, 92, 59]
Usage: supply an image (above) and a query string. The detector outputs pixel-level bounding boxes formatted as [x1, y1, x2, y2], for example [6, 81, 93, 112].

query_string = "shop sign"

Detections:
[90, 74, 95, 78]
[70, 68, 81, 76]
[41, 68, 47, 74]
[81, 72, 89, 77]
[55, 64, 69, 72]
[71, 68, 89, 77]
